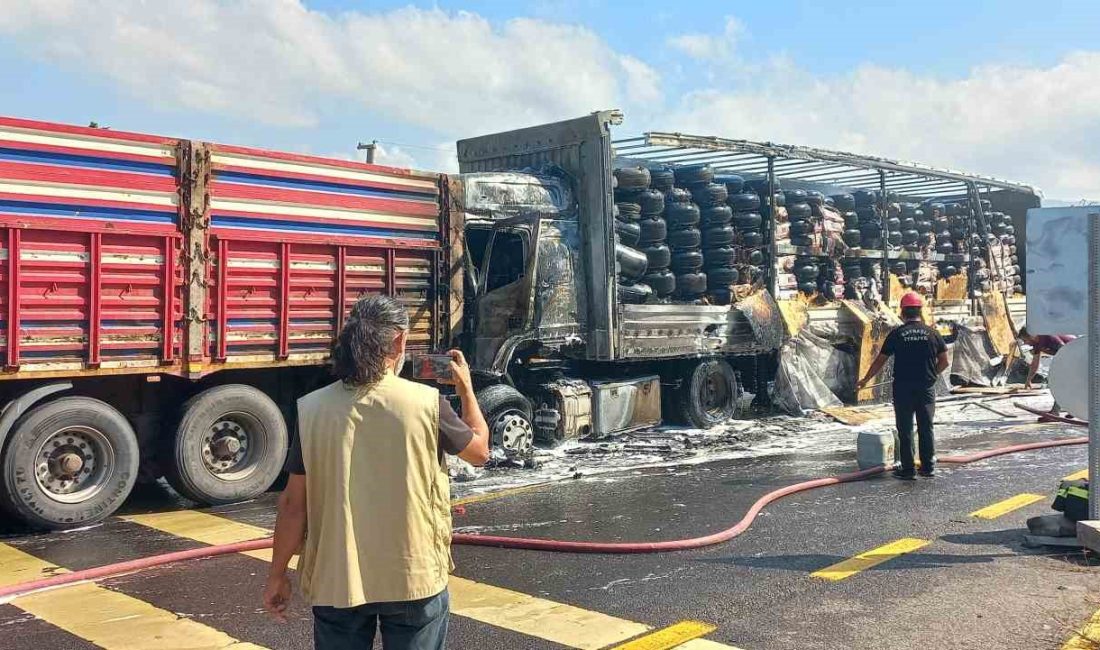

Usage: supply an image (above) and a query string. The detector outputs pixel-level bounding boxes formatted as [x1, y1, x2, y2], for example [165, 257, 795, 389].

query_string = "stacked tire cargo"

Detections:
[669, 165, 710, 302]
[612, 166, 653, 304]
[785, 189, 817, 295]
[738, 178, 773, 287]
[640, 166, 676, 300]
[926, 201, 960, 283]
[701, 173, 742, 305]
[988, 211, 1021, 293]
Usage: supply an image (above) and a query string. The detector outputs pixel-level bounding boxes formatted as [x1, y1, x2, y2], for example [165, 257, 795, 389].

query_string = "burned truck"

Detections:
[450, 111, 782, 456]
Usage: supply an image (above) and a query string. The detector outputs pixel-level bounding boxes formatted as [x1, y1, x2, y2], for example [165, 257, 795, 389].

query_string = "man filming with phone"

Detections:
[263, 295, 490, 650]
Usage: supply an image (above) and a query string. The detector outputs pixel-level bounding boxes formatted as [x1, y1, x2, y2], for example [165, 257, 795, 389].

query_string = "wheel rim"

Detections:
[201, 412, 266, 481]
[701, 364, 733, 419]
[493, 410, 534, 455]
[35, 425, 115, 504]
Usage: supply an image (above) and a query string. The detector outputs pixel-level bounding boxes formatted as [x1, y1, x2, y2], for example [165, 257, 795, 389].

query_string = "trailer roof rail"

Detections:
[613, 131, 1041, 199]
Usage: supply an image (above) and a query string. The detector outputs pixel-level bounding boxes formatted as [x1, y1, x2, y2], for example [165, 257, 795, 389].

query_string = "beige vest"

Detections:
[296, 373, 452, 607]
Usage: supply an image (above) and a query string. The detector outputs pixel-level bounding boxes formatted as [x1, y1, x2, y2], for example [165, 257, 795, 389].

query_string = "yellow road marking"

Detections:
[970, 493, 1046, 520]
[124, 509, 743, 649]
[451, 482, 552, 507]
[122, 510, 296, 568]
[811, 538, 930, 582]
[607, 620, 718, 650]
[1062, 605, 1100, 649]
[1064, 469, 1089, 482]
[0, 543, 265, 649]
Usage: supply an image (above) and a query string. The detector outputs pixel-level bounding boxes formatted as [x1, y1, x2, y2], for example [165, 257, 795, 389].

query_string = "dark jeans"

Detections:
[894, 386, 936, 474]
[313, 589, 449, 650]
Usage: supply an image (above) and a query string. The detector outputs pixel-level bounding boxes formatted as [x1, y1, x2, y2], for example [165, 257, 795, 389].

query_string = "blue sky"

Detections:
[1, 1, 1098, 199]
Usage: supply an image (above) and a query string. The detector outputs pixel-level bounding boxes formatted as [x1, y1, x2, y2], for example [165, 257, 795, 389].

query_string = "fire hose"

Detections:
[0, 435, 1087, 601]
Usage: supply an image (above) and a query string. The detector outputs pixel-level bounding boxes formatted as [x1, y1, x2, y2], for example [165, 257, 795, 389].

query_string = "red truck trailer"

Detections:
[0, 116, 457, 529]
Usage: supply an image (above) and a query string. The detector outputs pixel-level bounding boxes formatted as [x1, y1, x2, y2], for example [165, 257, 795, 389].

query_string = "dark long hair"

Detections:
[330, 295, 409, 388]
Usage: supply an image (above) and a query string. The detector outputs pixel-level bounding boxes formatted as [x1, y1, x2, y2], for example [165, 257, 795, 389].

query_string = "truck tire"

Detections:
[707, 266, 739, 287]
[692, 183, 728, 207]
[637, 189, 665, 215]
[714, 173, 744, 194]
[666, 187, 692, 203]
[649, 167, 675, 192]
[831, 194, 856, 211]
[728, 192, 760, 212]
[163, 384, 288, 505]
[668, 227, 702, 250]
[747, 249, 765, 265]
[477, 385, 534, 456]
[638, 216, 667, 243]
[0, 397, 139, 530]
[703, 225, 736, 247]
[643, 243, 671, 270]
[783, 189, 808, 204]
[843, 211, 860, 229]
[787, 203, 812, 220]
[732, 211, 762, 230]
[805, 191, 825, 207]
[671, 358, 739, 428]
[790, 220, 813, 237]
[703, 245, 736, 267]
[614, 219, 641, 248]
[618, 281, 652, 304]
[614, 166, 651, 190]
[700, 205, 733, 226]
[670, 249, 704, 273]
[616, 243, 649, 281]
[673, 164, 714, 186]
[665, 202, 700, 228]
[741, 230, 764, 247]
[675, 272, 707, 296]
[643, 269, 676, 295]
[616, 202, 641, 221]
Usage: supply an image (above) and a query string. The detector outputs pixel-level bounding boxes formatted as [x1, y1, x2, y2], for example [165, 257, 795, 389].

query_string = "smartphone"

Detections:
[412, 354, 454, 382]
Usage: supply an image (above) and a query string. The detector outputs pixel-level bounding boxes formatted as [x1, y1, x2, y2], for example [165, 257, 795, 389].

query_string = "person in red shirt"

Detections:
[1018, 327, 1077, 417]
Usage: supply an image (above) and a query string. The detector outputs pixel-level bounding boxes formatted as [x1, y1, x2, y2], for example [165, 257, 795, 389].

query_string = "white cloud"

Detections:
[0, 0, 659, 136]
[667, 17, 744, 63]
[661, 51, 1100, 200]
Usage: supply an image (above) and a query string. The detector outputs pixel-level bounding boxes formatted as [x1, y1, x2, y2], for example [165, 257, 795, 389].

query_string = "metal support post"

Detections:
[1089, 213, 1100, 519]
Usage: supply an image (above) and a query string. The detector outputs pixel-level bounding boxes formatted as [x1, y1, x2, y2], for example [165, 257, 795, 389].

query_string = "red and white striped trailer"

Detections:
[0, 116, 456, 529]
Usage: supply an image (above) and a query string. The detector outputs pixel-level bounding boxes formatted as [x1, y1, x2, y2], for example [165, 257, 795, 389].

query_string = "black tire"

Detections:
[741, 230, 764, 247]
[703, 225, 735, 247]
[918, 232, 932, 246]
[732, 211, 762, 230]
[477, 385, 534, 455]
[805, 191, 825, 207]
[728, 192, 761, 212]
[673, 164, 714, 186]
[831, 194, 856, 211]
[887, 231, 902, 246]
[668, 227, 702, 250]
[787, 202, 812, 220]
[795, 263, 819, 281]
[617, 202, 641, 221]
[857, 206, 878, 223]
[164, 385, 288, 505]
[842, 228, 862, 246]
[714, 173, 744, 194]
[675, 272, 707, 296]
[859, 222, 882, 238]
[783, 189, 808, 204]
[637, 189, 665, 215]
[638, 216, 667, 244]
[791, 235, 814, 247]
[886, 217, 901, 230]
[614, 219, 641, 248]
[945, 202, 964, 216]
[843, 211, 860, 229]
[901, 217, 916, 231]
[708, 290, 733, 305]
[671, 358, 739, 428]
[798, 281, 817, 295]
[643, 269, 676, 296]
[941, 265, 958, 278]
[666, 187, 692, 203]
[616, 243, 648, 281]
[643, 243, 671, 270]
[618, 281, 653, 304]
[703, 245, 736, 267]
[614, 166, 651, 190]
[901, 229, 919, 244]
[707, 266, 739, 287]
[926, 202, 945, 217]
[670, 249, 705, 273]
[692, 183, 729, 207]
[747, 249, 765, 265]
[700, 205, 733, 226]
[916, 219, 933, 233]
[743, 179, 774, 195]
[666, 202, 701, 228]
[937, 241, 955, 255]
[853, 190, 876, 207]
[900, 203, 917, 218]
[648, 167, 675, 193]
[0, 397, 139, 530]
[790, 220, 813, 237]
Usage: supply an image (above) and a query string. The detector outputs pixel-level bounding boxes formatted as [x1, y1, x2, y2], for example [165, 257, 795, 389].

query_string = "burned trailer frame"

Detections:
[614, 132, 1041, 308]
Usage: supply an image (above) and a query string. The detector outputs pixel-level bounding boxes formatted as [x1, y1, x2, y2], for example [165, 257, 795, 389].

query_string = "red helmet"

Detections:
[900, 292, 923, 308]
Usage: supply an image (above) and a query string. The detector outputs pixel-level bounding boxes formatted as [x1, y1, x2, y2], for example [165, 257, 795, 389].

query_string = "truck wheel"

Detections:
[673, 359, 739, 428]
[0, 397, 139, 530]
[164, 385, 288, 505]
[477, 385, 534, 456]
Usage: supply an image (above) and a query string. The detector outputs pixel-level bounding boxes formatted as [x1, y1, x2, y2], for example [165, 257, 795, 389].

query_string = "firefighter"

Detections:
[857, 292, 949, 479]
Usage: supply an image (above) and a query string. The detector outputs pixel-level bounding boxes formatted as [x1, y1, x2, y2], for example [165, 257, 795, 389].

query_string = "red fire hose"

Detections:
[0, 436, 1087, 601]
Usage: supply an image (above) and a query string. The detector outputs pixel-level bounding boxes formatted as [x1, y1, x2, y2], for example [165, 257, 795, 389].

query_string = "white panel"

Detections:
[1025, 206, 1099, 335]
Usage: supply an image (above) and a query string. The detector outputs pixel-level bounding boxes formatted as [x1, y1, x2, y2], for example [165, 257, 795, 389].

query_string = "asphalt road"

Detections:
[1, 403, 1097, 650]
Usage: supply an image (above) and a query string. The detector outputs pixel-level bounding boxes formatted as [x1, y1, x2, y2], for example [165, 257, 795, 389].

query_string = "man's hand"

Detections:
[442, 349, 474, 396]
[263, 572, 292, 622]
[1024, 380, 1033, 390]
